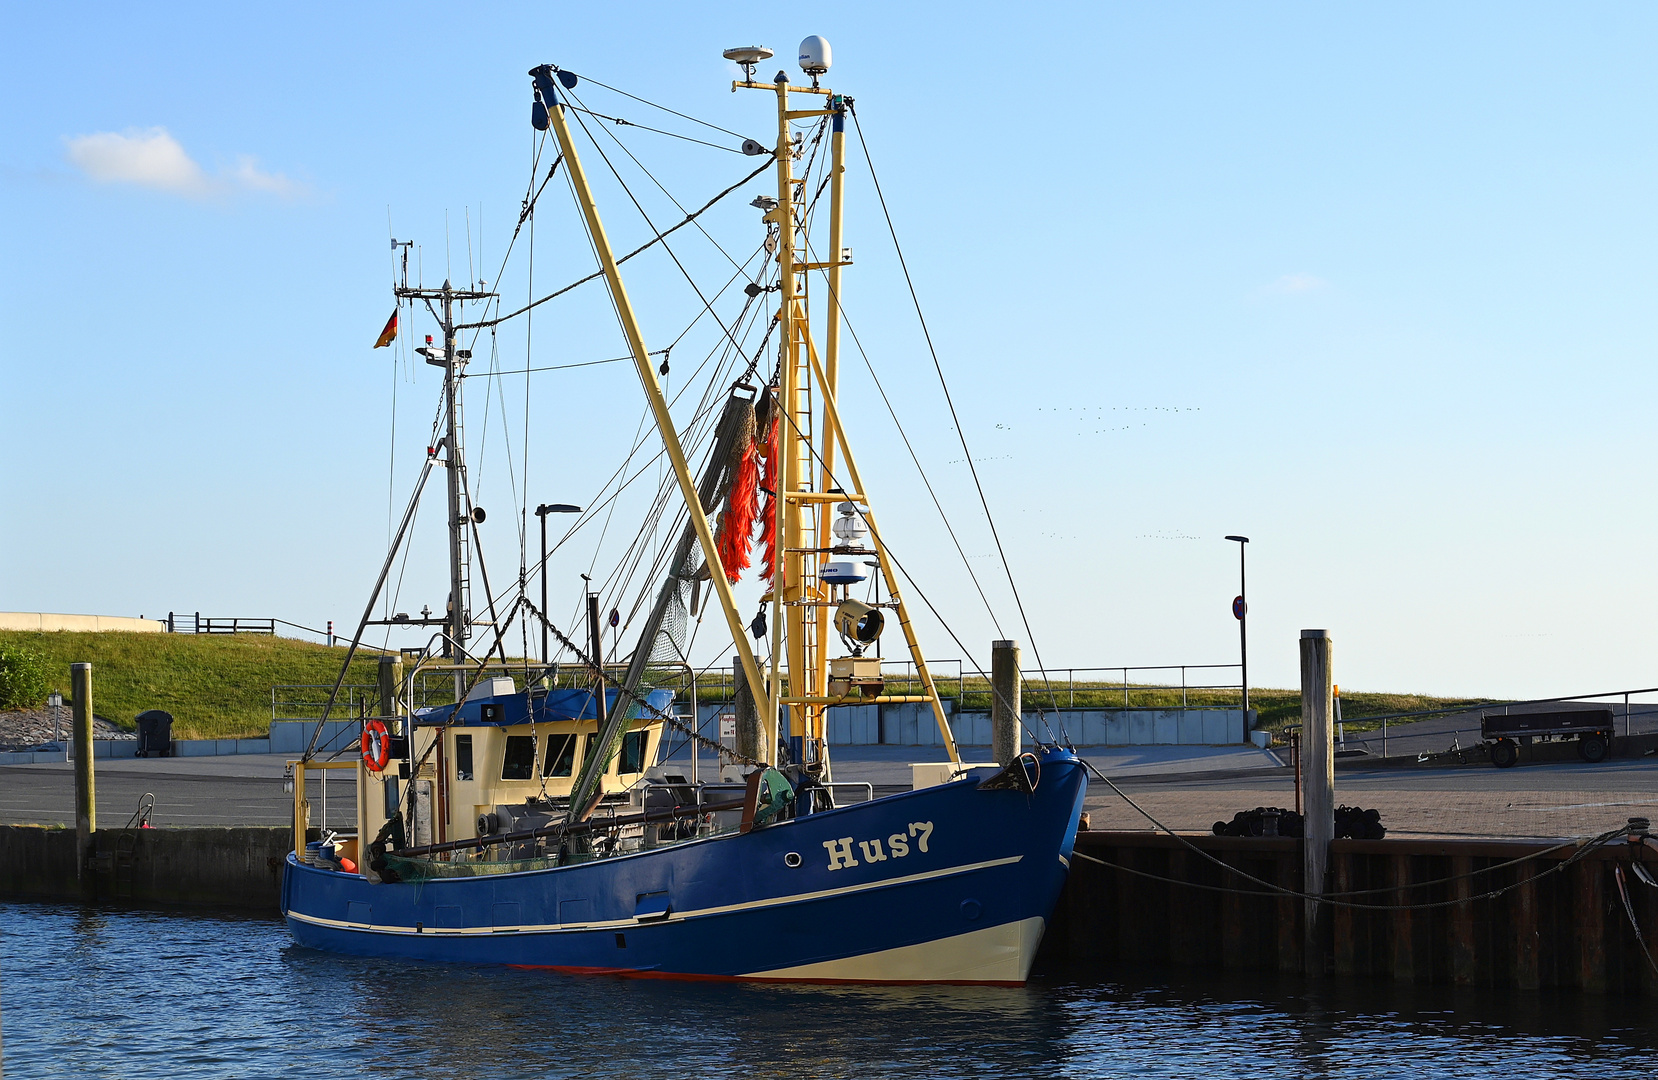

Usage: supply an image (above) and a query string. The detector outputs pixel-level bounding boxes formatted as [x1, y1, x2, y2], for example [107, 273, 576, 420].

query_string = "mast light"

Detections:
[834, 600, 884, 646]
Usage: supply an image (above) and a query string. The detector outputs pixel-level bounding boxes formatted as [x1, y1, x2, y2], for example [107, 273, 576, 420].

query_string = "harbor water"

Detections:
[4, 901, 1657, 1079]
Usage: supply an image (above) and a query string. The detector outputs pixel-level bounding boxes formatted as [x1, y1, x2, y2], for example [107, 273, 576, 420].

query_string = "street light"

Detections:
[534, 503, 582, 663]
[1225, 535, 1250, 719]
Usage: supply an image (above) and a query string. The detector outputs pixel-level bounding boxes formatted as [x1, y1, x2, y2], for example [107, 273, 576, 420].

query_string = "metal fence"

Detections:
[271, 685, 379, 722]
[168, 612, 276, 635]
[689, 659, 1244, 710]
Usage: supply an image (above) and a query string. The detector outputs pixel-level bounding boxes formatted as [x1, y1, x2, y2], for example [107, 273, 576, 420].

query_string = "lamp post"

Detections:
[534, 503, 582, 663]
[1225, 535, 1250, 718]
[48, 690, 63, 745]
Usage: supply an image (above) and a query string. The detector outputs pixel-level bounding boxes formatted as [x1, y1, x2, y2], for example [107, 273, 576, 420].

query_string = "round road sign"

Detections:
[1232, 595, 1247, 620]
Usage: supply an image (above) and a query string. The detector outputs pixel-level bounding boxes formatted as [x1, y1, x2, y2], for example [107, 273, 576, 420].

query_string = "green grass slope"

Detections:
[0, 631, 385, 740]
[3, 629, 1490, 742]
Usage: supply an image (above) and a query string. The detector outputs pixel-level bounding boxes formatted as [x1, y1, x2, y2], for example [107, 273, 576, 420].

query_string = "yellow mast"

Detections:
[532, 67, 777, 752]
[735, 56, 960, 767]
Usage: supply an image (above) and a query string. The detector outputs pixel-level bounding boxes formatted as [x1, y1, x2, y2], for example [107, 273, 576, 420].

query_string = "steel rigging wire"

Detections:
[849, 103, 1070, 735]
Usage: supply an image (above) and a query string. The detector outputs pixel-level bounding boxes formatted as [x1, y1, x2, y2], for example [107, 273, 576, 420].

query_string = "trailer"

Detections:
[1481, 708, 1615, 768]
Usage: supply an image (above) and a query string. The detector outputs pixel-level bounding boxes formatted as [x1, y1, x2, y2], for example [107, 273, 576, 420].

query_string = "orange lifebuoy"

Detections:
[361, 719, 391, 772]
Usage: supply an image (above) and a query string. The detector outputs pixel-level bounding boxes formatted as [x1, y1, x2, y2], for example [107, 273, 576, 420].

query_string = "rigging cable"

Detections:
[563, 96, 752, 363]
[457, 157, 774, 332]
[561, 103, 743, 154]
[802, 232, 1008, 643]
[554, 67, 749, 141]
[849, 103, 1067, 728]
[760, 351, 1058, 746]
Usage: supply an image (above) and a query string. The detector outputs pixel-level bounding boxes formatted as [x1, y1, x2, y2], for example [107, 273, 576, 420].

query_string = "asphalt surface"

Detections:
[1333, 701, 1658, 759]
[4, 743, 1656, 833]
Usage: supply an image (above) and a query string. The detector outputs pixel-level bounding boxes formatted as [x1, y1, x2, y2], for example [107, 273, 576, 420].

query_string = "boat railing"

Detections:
[286, 758, 359, 859]
[690, 781, 874, 806]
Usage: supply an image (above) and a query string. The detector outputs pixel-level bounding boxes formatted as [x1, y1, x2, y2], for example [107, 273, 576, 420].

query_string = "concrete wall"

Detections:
[269, 720, 360, 756]
[688, 701, 1246, 747]
[828, 705, 1245, 746]
[0, 825, 293, 910]
[0, 612, 164, 633]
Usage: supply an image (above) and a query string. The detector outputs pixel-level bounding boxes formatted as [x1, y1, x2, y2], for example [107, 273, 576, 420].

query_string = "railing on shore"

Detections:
[169, 612, 344, 644]
[689, 659, 1245, 711]
[168, 612, 276, 635]
[272, 685, 378, 722]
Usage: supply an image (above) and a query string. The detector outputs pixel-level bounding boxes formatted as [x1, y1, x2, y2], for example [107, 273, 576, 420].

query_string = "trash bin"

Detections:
[135, 710, 174, 758]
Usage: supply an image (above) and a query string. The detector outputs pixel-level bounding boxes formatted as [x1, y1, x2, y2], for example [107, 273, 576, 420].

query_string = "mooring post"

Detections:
[991, 639, 1022, 765]
[377, 654, 404, 726]
[1299, 629, 1334, 975]
[71, 662, 96, 888]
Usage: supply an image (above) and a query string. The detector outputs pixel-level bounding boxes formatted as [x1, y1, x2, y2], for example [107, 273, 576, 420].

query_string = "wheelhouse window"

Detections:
[501, 735, 536, 780]
[620, 729, 649, 774]
[583, 733, 599, 773]
[454, 734, 474, 781]
[543, 733, 577, 777]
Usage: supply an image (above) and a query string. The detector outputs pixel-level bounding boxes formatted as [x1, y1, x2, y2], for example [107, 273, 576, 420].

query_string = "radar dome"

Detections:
[798, 36, 832, 76]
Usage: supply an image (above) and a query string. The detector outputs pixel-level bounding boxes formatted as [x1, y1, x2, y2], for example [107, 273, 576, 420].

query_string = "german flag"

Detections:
[373, 309, 398, 349]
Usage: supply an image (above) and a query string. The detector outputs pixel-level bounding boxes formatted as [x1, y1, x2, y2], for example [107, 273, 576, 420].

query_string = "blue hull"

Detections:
[283, 748, 1086, 984]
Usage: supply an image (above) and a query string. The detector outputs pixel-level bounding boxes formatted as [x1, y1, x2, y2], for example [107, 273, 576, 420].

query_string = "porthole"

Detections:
[960, 899, 982, 921]
[784, 852, 803, 868]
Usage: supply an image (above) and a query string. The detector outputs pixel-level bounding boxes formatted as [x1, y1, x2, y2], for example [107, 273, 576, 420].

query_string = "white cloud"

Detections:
[1265, 272, 1329, 295]
[228, 155, 301, 197]
[65, 128, 208, 194]
[63, 127, 305, 199]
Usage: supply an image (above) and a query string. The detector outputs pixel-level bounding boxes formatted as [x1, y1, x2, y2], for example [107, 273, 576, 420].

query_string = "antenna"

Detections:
[390, 238, 412, 290]
[722, 45, 774, 83]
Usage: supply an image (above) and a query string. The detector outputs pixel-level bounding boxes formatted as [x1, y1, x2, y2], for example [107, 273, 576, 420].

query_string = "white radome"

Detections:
[798, 35, 832, 75]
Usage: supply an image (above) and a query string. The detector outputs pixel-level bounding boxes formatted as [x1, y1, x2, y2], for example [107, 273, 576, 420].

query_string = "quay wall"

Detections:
[0, 825, 291, 911]
[8, 825, 1655, 995]
[1036, 831, 1658, 995]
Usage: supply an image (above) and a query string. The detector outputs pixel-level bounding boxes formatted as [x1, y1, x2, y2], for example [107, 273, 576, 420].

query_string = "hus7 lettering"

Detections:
[823, 821, 933, 871]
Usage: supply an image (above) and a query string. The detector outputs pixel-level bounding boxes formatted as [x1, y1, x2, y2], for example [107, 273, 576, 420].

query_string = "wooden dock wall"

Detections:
[1038, 831, 1658, 994]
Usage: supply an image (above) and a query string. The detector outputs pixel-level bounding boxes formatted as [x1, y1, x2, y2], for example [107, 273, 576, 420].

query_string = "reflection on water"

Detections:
[3, 902, 1656, 1079]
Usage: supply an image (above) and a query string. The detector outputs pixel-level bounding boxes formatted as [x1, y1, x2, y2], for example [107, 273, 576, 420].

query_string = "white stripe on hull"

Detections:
[742, 916, 1047, 984]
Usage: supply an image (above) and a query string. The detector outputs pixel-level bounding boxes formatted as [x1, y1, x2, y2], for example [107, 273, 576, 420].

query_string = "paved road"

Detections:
[5, 742, 1655, 839]
[0, 755, 349, 829]
[1336, 702, 1658, 759]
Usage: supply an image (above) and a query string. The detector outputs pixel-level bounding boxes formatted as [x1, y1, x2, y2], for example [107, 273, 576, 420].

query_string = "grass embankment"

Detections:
[3, 629, 1492, 741]
[0, 630, 386, 740]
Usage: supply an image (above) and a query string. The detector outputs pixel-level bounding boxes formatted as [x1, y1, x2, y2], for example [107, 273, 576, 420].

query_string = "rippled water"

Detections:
[4, 901, 1657, 1079]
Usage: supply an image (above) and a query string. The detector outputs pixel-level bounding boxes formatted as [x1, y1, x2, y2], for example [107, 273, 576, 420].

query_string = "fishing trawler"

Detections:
[280, 41, 1087, 984]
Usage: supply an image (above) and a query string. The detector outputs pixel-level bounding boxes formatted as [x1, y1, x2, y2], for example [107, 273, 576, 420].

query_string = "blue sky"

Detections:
[5, 3, 1656, 699]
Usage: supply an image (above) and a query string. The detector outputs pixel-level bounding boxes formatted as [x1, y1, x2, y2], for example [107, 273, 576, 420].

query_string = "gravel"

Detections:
[0, 708, 134, 752]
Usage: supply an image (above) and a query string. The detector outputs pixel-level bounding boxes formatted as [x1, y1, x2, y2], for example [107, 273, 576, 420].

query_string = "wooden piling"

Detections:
[1391, 853, 1416, 982]
[1577, 858, 1607, 992]
[1449, 855, 1476, 985]
[990, 639, 1021, 766]
[1299, 630, 1334, 975]
[377, 654, 404, 722]
[71, 662, 95, 889]
[1514, 861, 1541, 990]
